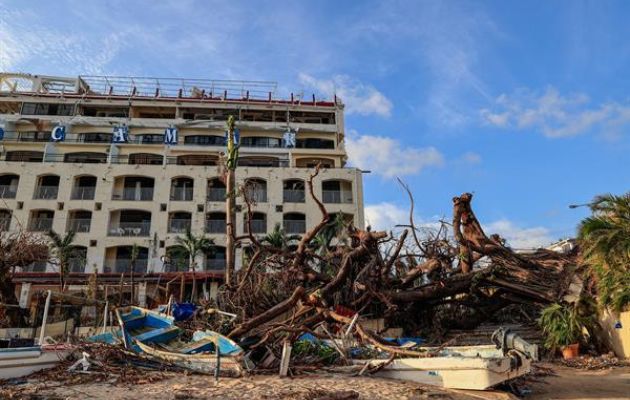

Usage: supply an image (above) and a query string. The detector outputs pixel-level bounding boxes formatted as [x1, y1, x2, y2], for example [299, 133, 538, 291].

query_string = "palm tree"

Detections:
[175, 230, 215, 301]
[47, 230, 77, 291]
[261, 224, 300, 250]
[578, 193, 630, 312]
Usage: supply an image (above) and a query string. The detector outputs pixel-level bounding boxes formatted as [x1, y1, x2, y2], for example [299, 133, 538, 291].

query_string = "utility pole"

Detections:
[225, 115, 238, 287]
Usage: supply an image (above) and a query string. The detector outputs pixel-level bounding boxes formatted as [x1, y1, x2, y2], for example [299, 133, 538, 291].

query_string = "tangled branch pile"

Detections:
[213, 169, 578, 355]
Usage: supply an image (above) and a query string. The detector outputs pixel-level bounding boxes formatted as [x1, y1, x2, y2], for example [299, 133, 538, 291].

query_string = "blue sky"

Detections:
[2, 0, 629, 248]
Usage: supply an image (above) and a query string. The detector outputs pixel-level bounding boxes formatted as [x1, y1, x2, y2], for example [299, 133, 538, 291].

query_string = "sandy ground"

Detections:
[2, 374, 516, 400]
[2, 364, 628, 399]
[526, 363, 630, 400]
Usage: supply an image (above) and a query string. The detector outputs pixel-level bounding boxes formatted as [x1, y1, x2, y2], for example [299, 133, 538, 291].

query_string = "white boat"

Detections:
[0, 343, 73, 380]
[356, 328, 537, 390]
[0, 290, 73, 380]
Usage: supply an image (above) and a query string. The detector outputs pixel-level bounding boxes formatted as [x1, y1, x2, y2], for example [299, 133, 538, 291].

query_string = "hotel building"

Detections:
[0, 73, 364, 292]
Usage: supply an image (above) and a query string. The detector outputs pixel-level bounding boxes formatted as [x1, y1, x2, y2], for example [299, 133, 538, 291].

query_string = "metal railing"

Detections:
[0, 186, 17, 199]
[283, 189, 305, 203]
[103, 259, 148, 274]
[67, 218, 91, 233]
[168, 219, 192, 233]
[0, 217, 10, 231]
[244, 220, 267, 234]
[170, 187, 193, 201]
[322, 190, 353, 204]
[34, 186, 59, 199]
[108, 221, 151, 236]
[71, 186, 96, 200]
[205, 220, 226, 233]
[207, 188, 226, 202]
[28, 217, 54, 232]
[283, 220, 306, 234]
[246, 190, 267, 203]
[205, 259, 226, 270]
[112, 187, 154, 201]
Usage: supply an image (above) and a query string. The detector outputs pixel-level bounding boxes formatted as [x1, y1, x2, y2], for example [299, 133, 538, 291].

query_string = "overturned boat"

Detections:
[89, 306, 244, 376]
[355, 328, 538, 390]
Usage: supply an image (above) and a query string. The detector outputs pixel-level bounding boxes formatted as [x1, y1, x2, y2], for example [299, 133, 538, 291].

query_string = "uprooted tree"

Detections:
[210, 166, 577, 355]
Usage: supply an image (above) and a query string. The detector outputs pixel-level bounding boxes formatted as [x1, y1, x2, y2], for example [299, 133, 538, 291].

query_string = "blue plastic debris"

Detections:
[172, 302, 197, 321]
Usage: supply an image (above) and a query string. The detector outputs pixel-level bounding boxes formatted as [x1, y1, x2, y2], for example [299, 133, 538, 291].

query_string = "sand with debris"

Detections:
[2, 374, 516, 400]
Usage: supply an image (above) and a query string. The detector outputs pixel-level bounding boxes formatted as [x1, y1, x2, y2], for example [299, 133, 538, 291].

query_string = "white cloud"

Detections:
[346, 132, 444, 178]
[299, 73, 393, 117]
[0, 6, 125, 74]
[366, 204, 553, 249]
[484, 219, 553, 249]
[365, 202, 409, 231]
[461, 151, 482, 164]
[481, 86, 630, 138]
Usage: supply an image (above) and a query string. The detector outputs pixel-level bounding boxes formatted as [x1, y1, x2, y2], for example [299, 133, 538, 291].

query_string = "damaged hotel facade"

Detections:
[0, 73, 364, 298]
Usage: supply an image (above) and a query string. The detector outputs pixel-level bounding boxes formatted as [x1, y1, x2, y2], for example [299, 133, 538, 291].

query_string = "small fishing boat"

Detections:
[90, 306, 244, 376]
[355, 328, 538, 390]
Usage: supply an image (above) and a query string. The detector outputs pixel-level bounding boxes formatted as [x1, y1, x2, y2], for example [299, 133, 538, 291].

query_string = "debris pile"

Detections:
[559, 353, 629, 370]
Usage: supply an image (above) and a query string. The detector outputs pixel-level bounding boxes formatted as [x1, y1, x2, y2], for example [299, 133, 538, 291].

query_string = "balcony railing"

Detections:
[283, 189, 305, 203]
[67, 218, 91, 233]
[205, 220, 226, 233]
[108, 221, 151, 237]
[71, 186, 96, 200]
[170, 187, 193, 201]
[244, 220, 267, 234]
[246, 190, 267, 203]
[283, 220, 306, 234]
[0, 217, 10, 231]
[163, 261, 190, 272]
[34, 186, 59, 200]
[0, 186, 17, 199]
[322, 190, 353, 204]
[168, 219, 192, 233]
[207, 188, 226, 202]
[28, 217, 53, 232]
[112, 187, 154, 201]
[103, 259, 148, 274]
[205, 259, 226, 270]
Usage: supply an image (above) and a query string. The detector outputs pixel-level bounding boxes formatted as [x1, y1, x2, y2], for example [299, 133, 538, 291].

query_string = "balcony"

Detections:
[171, 177, 194, 201]
[0, 185, 17, 199]
[168, 218, 192, 233]
[283, 190, 304, 202]
[283, 220, 306, 234]
[108, 221, 151, 237]
[69, 258, 86, 273]
[34, 185, 59, 200]
[205, 259, 225, 270]
[112, 187, 154, 201]
[207, 188, 226, 202]
[205, 220, 226, 234]
[71, 186, 96, 200]
[245, 219, 267, 234]
[28, 217, 53, 232]
[104, 259, 148, 274]
[322, 180, 353, 204]
[322, 190, 353, 204]
[67, 218, 91, 233]
[0, 217, 10, 231]
[244, 179, 267, 203]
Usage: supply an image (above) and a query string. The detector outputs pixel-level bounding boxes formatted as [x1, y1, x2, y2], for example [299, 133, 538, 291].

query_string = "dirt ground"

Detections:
[1, 363, 628, 400]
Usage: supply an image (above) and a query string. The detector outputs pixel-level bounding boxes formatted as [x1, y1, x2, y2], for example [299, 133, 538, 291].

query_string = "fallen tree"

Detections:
[210, 171, 577, 355]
